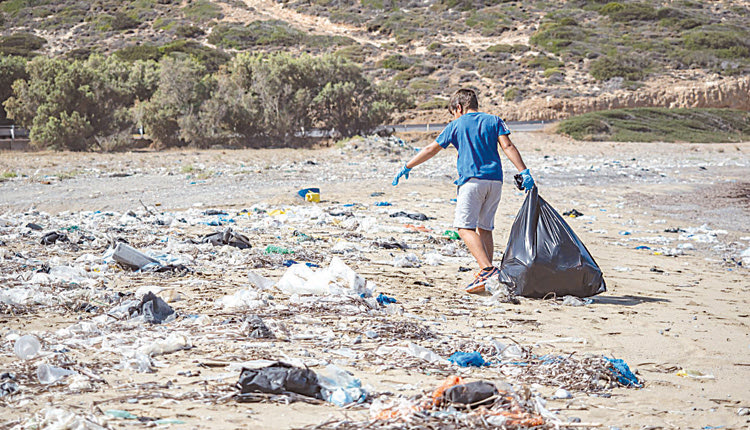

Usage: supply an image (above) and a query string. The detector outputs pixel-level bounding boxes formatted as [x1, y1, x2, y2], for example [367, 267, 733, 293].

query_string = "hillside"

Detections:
[1, 0, 749, 122]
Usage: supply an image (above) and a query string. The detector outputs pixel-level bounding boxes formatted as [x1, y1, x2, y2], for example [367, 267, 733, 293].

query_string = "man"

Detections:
[392, 89, 534, 293]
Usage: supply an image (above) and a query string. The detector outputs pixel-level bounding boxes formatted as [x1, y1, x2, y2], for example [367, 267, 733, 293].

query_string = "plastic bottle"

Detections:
[37, 363, 77, 384]
[14, 335, 41, 359]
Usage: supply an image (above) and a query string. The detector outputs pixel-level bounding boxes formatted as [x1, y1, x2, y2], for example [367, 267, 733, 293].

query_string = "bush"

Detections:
[175, 25, 205, 38]
[504, 86, 522, 101]
[589, 55, 648, 80]
[682, 28, 749, 54]
[416, 98, 448, 110]
[558, 108, 750, 142]
[0, 32, 46, 57]
[207, 21, 350, 50]
[530, 22, 588, 53]
[140, 56, 211, 148]
[521, 54, 563, 70]
[600, 2, 658, 22]
[379, 54, 413, 71]
[115, 44, 161, 62]
[4, 55, 159, 150]
[0, 55, 28, 120]
[182, 0, 223, 23]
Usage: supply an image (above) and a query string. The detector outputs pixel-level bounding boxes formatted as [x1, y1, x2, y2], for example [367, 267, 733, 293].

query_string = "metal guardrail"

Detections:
[0, 125, 29, 139]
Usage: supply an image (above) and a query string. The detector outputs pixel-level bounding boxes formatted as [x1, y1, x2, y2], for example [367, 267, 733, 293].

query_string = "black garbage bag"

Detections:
[498, 187, 606, 298]
[40, 232, 68, 245]
[129, 291, 175, 324]
[442, 381, 499, 408]
[201, 227, 252, 250]
[237, 362, 323, 399]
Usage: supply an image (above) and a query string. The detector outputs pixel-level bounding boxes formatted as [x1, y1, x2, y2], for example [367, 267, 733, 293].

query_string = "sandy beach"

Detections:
[0, 131, 748, 429]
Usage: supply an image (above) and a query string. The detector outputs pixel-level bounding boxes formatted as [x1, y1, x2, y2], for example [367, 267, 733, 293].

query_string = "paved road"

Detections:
[385, 121, 551, 133]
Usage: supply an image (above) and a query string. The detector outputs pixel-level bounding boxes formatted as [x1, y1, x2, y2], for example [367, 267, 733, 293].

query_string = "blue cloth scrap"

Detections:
[376, 293, 397, 305]
[283, 259, 320, 268]
[448, 351, 488, 367]
[605, 357, 642, 388]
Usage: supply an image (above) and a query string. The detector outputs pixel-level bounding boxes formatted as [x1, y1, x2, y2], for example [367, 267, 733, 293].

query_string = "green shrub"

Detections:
[159, 40, 229, 73]
[557, 108, 750, 142]
[0, 55, 28, 120]
[182, 0, 223, 23]
[0, 0, 26, 16]
[589, 55, 648, 80]
[206, 21, 350, 49]
[175, 24, 205, 38]
[530, 22, 588, 53]
[115, 44, 161, 62]
[334, 44, 376, 63]
[600, 2, 658, 22]
[504, 86, 521, 101]
[4, 55, 159, 150]
[379, 54, 413, 71]
[682, 28, 749, 52]
[416, 98, 448, 110]
[521, 54, 563, 70]
[0, 32, 46, 57]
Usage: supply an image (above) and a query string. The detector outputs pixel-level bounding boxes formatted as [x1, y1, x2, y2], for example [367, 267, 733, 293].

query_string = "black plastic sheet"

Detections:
[237, 362, 323, 399]
[442, 381, 498, 407]
[498, 187, 606, 298]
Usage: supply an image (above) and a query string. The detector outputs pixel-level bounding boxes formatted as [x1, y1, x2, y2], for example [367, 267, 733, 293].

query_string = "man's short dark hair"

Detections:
[449, 89, 479, 114]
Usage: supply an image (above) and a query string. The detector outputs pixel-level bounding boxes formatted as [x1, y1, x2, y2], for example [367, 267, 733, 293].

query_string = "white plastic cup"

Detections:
[37, 363, 76, 384]
[14, 335, 41, 360]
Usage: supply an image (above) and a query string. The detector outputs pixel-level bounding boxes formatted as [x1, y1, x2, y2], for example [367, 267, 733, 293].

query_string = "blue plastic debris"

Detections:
[376, 293, 397, 305]
[283, 259, 320, 268]
[297, 188, 320, 199]
[635, 246, 651, 250]
[448, 351, 488, 367]
[604, 357, 642, 388]
[619, 231, 632, 236]
[374, 202, 392, 206]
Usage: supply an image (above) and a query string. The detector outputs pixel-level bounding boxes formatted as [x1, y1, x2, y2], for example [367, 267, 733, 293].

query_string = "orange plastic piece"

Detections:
[404, 224, 432, 233]
[430, 375, 465, 405]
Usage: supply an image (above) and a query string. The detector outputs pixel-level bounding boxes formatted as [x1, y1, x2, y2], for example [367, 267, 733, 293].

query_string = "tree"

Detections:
[140, 56, 212, 148]
[0, 55, 27, 123]
[4, 55, 158, 150]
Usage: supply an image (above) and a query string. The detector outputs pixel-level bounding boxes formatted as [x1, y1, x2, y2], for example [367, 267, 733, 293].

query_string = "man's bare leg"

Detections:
[458, 228, 492, 269]
[478, 228, 494, 266]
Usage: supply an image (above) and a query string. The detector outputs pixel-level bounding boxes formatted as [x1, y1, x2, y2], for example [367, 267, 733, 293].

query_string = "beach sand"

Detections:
[0, 132, 748, 429]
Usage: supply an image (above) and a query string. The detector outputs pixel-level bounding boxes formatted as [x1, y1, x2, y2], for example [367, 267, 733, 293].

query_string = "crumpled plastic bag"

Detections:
[498, 187, 606, 298]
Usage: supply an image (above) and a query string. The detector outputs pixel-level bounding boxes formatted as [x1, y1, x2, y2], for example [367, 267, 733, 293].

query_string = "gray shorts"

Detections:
[454, 178, 503, 230]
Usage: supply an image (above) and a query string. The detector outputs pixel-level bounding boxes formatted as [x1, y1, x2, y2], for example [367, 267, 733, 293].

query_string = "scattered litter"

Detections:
[563, 209, 584, 217]
[129, 291, 175, 324]
[40, 232, 68, 245]
[376, 293, 397, 305]
[200, 227, 252, 249]
[14, 334, 41, 359]
[389, 211, 430, 221]
[676, 368, 716, 380]
[448, 351, 488, 367]
[605, 357, 642, 388]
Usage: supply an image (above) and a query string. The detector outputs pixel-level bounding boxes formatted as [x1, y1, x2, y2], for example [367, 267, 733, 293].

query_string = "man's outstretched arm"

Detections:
[392, 141, 443, 186]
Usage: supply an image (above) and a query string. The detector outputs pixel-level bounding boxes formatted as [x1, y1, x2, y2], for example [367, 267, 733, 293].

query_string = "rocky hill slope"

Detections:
[1, 0, 748, 122]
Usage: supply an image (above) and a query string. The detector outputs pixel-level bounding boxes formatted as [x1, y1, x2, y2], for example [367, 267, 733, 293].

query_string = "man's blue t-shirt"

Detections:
[435, 112, 510, 186]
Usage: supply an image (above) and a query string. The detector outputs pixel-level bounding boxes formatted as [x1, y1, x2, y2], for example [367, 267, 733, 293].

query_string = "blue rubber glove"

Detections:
[519, 168, 535, 191]
[392, 165, 411, 186]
